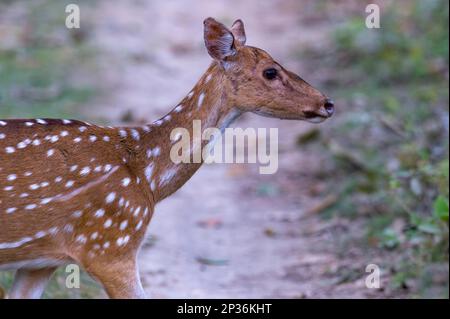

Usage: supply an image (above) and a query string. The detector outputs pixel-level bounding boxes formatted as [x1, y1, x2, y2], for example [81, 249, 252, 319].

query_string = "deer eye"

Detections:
[263, 68, 277, 80]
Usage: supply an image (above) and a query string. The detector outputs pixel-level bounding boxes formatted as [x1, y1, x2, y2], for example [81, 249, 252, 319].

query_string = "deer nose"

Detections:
[324, 99, 334, 117]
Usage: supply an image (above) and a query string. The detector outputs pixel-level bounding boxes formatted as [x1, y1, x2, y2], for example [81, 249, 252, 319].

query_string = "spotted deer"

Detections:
[0, 18, 334, 298]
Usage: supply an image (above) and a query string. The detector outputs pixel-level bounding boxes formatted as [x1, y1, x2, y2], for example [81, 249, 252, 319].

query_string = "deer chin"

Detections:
[304, 116, 327, 124]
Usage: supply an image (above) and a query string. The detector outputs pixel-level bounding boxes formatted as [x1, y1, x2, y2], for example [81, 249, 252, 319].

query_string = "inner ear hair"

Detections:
[204, 17, 236, 61]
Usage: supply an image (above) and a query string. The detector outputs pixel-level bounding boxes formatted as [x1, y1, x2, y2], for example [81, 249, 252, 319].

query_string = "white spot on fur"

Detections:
[131, 129, 140, 141]
[119, 220, 128, 230]
[145, 164, 154, 183]
[197, 92, 205, 108]
[76, 234, 87, 244]
[122, 177, 131, 187]
[104, 219, 113, 228]
[116, 235, 130, 247]
[80, 166, 91, 176]
[174, 104, 183, 112]
[63, 224, 74, 233]
[65, 180, 75, 188]
[94, 209, 105, 218]
[105, 192, 116, 204]
[159, 168, 177, 187]
[71, 211, 82, 218]
[40, 197, 53, 205]
[6, 207, 17, 214]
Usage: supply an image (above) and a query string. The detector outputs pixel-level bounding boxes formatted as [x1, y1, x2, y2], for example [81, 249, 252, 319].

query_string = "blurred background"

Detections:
[0, 0, 448, 298]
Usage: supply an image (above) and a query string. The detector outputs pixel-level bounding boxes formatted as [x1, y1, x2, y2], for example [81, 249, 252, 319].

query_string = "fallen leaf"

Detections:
[303, 194, 338, 217]
[197, 218, 223, 229]
[264, 228, 276, 237]
[196, 257, 228, 266]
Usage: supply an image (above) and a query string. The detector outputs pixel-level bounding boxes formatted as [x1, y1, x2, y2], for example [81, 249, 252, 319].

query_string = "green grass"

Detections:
[0, 0, 95, 119]
[299, 0, 449, 298]
[0, 48, 94, 119]
[0, 268, 104, 299]
[0, 0, 102, 298]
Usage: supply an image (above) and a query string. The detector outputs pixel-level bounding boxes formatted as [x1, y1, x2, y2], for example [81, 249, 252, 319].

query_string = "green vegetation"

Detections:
[304, 0, 449, 297]
[0, 0, 101, 298]
[0, 0, 94, 119]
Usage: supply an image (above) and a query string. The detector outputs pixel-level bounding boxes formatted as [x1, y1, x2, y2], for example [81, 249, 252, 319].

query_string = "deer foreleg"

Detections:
[9, 267, 57, 299]
[83, 258, 146, 299]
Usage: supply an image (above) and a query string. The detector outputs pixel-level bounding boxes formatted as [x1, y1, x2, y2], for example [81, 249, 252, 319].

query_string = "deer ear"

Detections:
[204, 17, 236, 61]
[231, 19, 246, 47]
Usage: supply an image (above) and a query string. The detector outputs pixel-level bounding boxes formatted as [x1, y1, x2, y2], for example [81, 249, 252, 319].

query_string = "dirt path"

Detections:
[87, 0, 371, 298]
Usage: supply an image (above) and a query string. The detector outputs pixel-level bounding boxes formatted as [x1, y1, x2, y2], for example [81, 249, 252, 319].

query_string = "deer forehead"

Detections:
[231, 46, 274, 70]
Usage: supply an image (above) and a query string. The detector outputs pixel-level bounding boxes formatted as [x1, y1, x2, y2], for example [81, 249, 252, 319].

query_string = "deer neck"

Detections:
[132, 62, 241, 203]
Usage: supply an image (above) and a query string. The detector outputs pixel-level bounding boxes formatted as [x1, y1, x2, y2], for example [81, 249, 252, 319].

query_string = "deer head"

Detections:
[204, 18, 334, 123]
